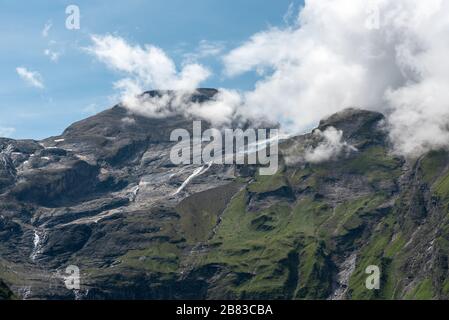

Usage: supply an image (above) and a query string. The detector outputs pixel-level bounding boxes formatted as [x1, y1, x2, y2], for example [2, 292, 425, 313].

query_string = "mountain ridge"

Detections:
[1, 93, 449, 299]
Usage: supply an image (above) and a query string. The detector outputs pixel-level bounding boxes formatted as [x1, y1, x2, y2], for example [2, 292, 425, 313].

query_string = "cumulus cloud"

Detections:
[16, 67, 44, 89]
[116, 83, 240, 126]
[222, 0, 449, 157]
[86, 35, 210, 91]
[86, 34, 239, 125]
[86, 35, 212, 114]
[187, 89, 241, 125]
[304, 127, 357, 163]
[85, 1, 449, 158]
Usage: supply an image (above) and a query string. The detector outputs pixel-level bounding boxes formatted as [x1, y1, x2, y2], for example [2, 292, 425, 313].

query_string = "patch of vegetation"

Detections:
[295, 241, 333, 299]
[420, 150, 448, 184]
[119, 242, 181, 273]
[321, 195, 385, 240]
[176, 182, 242, 243]
[347, 214, 396, 299]
[248, 170, 288, 193]
[433, 170, 449, 202]
[442, 279, 449, 295]
[344, 146, 401, 175]
[406, 278, 434, 300]
[198, 188, 338, 298]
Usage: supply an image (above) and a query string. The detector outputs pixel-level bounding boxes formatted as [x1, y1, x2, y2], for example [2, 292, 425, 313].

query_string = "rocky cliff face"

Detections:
[1, 90, 449, 300]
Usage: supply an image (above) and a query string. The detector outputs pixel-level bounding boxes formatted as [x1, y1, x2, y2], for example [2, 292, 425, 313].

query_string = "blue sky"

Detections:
[0, 0, 303, 139]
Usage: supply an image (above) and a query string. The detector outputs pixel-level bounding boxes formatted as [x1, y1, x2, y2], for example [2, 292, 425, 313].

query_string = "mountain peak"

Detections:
[319, 108, 384, 130]
[60, 89, 221, 140]
[317, 108, 386, 147]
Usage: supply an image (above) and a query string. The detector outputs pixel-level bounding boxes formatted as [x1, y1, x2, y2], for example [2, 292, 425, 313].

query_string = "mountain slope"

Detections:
[1, 93, 449, 299]
[0, 280, 14, 300]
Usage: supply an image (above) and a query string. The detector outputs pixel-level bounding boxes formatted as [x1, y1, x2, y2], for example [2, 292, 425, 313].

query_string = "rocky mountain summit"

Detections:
[1, 89, 449, 299]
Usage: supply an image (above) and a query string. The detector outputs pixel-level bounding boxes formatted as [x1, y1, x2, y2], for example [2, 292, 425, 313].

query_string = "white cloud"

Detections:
[16, 67, 44, 89]
[0, 127, 15, 138]
[188, 89, 241, 125]
[304, 127, 357, 163]
[86, 35, 238, 124]
[86, 34, 210, 91]
[84, 1, 449, 159]
[44, 49, 60, 62]
[42, 21, 52, 37]
[222, 0, 449, 157]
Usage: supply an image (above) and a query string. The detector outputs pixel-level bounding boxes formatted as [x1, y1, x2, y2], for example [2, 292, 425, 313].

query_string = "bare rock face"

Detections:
[1, 92, 449, 300]
[318, 108, 387, 149]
